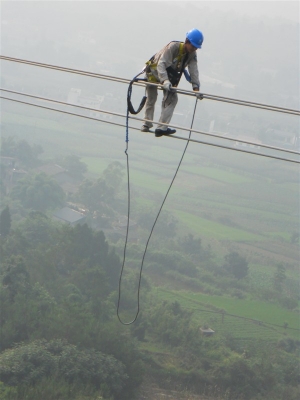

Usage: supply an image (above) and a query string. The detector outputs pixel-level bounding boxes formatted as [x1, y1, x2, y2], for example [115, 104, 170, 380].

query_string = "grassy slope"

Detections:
[156, 288, 299, 330]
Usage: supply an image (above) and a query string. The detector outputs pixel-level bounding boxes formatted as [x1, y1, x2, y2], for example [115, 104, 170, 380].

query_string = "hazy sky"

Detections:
[50, 0, 299, 23]
[141, 0, 299, 23]
[1, 0, 298, 109]
[199, 0, 300, 23]
[2, 0, 299, 23]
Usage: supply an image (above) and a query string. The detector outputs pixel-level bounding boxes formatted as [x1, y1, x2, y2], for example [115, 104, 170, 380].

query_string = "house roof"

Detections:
[36, 164, 66, 177]
[53, 207, 86, 224]
[200, 328, 215, 333]
[60, 182, 80, 194]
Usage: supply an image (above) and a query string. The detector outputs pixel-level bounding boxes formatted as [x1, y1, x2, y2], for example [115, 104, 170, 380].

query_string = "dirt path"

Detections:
[136, 380, 216, 400]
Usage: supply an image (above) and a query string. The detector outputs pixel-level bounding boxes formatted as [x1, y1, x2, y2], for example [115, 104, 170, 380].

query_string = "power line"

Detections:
[1, 95, 299, 164]
[0, 88, 126, 120]
[5, 87, 300, 156]
[1, 55, 299, 116]
[0, 95, 128, 128]
[167, 135, 300, 164]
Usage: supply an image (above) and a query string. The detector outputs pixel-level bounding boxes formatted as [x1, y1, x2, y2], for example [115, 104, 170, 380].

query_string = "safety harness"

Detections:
[145, 41, 188, 87]
[127, 42, 189, 117]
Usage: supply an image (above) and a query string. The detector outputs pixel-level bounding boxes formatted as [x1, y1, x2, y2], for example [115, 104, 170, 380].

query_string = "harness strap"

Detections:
[145, 42, 186, 83]
[127, 42, 187, 115]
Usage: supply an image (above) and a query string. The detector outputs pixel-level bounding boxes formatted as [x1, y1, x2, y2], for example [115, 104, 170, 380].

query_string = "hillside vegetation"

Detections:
[0, 118, 299, 399]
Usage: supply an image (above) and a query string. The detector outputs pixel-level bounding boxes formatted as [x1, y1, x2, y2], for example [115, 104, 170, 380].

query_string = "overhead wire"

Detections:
[1, 87, 300, 157]
[1, 88, 300, 159]
[1, 55, 300, 115]
[1, 94, 299, 164]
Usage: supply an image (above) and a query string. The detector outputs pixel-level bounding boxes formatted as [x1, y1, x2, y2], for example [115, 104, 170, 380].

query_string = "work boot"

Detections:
[141, 125, 150, 132]
[155, 128, 176, 137]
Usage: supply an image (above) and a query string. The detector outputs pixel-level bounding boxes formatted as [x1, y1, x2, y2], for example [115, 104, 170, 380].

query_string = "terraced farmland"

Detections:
[156, 288, 300, 341]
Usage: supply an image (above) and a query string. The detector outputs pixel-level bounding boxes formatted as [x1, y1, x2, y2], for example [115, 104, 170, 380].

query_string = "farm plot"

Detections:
[156, 288, 300, 340]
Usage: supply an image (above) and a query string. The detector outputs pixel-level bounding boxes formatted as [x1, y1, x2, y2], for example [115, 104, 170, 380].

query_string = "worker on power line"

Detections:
[141, 29, 204, 137]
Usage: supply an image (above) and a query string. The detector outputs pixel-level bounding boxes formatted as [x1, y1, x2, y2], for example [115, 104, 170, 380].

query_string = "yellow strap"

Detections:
[178, 42, 185, 63]
[147, 74, 158, 82]
[145, 42, 185, 71]
[146, 59, 157, 70]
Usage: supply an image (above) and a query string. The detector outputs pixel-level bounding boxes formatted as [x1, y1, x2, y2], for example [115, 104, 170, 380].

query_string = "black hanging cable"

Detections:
[126, 71, 147, 115]
[117, 92, 199, 325]
[117, 70, 146, 325]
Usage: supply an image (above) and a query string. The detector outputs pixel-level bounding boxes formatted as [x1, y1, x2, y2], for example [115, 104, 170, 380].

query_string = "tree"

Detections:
[180, 233, 202, 255]
[57, 154, 87, 179]
[16, 139, 43, 167]
[273, 263, 286, 292]
[0, 339, 128, 397]
[0, 136, 17, 158]
[1, 255, 30, 301]
[10, 172, 65, 212]
[102, 161, 125, 191]
[49, 223, 120, 291]
[0, 206, 11, 237]
[137, 208, 178, 238]
[17, 211, 57, 245]
[1, 136, 43, 168]
[223, 251, 249, 279]
[76, 177, 115, 213]
[130, 313, 149, 341]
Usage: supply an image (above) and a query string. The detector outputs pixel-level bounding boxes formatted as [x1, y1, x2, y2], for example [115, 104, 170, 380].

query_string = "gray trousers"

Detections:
[143, 84, 178, 130]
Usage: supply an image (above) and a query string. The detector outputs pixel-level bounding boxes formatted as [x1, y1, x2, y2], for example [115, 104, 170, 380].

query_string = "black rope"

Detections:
[117, 70, 146, 324]
[117, 93, 199, 325]
[126, 72, 147, 117]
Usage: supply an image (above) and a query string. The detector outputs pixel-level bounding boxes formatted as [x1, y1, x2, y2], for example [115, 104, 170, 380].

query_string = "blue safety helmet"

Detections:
[186, 29, 204, 49]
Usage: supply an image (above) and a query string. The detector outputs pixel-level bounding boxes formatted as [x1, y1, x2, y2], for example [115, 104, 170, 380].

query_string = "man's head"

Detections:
[185, 29, 204, 51]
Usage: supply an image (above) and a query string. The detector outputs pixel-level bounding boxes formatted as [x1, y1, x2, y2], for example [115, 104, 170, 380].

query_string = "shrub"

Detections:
[279, 296, 298, 310]
[0, 339, 127, 398]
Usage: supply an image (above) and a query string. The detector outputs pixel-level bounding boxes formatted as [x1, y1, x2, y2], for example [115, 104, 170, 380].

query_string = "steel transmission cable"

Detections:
[1, 88, 299, 158]
[1, 55, 299, 115]
[1, 95, 299, 164]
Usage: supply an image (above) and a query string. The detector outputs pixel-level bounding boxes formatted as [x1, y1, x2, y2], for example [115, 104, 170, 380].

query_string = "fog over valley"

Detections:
[0, 2, 299, 400]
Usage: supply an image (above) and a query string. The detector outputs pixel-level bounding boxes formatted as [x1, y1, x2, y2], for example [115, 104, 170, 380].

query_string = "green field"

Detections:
[174, 209, 266, 241]
[182, 165, 256, 184]
[156, 288, 300, 340]
[249, 263, 299, 280]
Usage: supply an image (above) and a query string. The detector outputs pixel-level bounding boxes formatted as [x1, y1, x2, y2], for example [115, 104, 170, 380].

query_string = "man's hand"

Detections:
[193, 88, 204, 100]
[163, 80, 172, 91]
